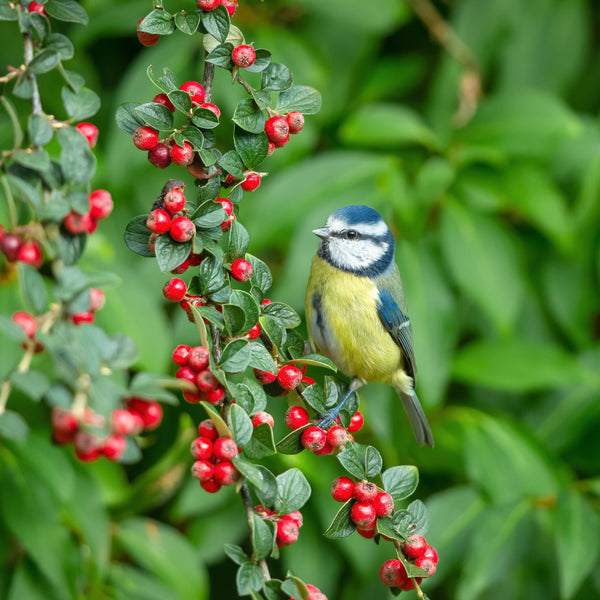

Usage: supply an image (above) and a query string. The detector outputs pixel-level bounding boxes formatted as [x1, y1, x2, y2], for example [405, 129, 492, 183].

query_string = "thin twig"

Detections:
[203, 62, 215, 103]
[236, 74, 254, 96]
[22, 29, 42, 117]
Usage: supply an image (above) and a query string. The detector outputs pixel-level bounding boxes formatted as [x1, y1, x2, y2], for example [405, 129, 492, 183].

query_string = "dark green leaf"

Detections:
[259, 315, 285, 350]
[276, 427, 305, 457]
[232, 98, 265, 134]
[168, 90, 192, 113]
[139, 9, 175, 35]
[220, 339, 251, 373]
[218, 150, 245, 180]
[154, 235, 192, 273]
[302, 384, 327, 413]
[252, 513, 274, 561]
[230, 403, 254, 446]
[245, 49, 272, 74]
[124, 215, 154, 258]
[247, 255, 272, 294]
[223, 304, 246, 337]
[0, 315, 27, 342]
[337, 442, 383, 480]
[57, 126, 96, 184]
[115, 102, 144, 136]
[174, 10, 200, 35]
[251, 90, 271, 110]
[323, 500, 356, 539]
[12, 149, 50, 173]
[205, 43, 234, 69]
[198, 254, 227, 294]
[201, 4, 230, 43]
[224, 544, 249, 566]
[135, 102, 174, 131]
[277, 85, 322, 115]
[192, 201, 224, 228]
[46, 0, 88, 24]
[68, 190, 90, 214]
[0, 411, 29, 440]
[146, 65, 178, 94]
[382, 466, 419, 503]
[128, 372, 179, 405]
[236, 562, 264, 596]
[192, 108, 220, 131]
[261, 63, 293, 92]
[181, 126, 204, 151]
[17, 263, 46, 314]
[227, 220, 250, 261]
[262, 302, 301, 329]
[58, 230, 87, 265]
[254, 466, 278, 508]
[44, 33, 73, 60]
[28, 114, 53, 147]
[234, 126, 269, 169]
[248, 343, 277, 373]
[232, 456, 264, 489]
[275, 468, 311, 514]
[244, 422, 277, 460]
[28, 49, 59, 74]
[0, 2, 17, 21]
[229, 289, 259, 331]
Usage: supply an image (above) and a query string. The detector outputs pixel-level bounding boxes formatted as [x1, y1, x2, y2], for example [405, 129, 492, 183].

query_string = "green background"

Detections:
[1, 0, 600, 599]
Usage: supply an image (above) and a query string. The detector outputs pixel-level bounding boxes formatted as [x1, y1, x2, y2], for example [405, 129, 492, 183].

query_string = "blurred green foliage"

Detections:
[1, 0, 600, 599]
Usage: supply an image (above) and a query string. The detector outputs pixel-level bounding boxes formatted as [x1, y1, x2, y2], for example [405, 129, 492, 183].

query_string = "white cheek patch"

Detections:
[328, 238, 388, 271]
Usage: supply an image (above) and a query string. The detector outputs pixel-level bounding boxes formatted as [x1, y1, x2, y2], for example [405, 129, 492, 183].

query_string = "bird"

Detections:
[304, 205, 434, 447]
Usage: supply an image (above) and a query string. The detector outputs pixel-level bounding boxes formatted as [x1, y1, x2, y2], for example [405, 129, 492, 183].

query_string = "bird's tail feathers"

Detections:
[397, 388, 434, 448]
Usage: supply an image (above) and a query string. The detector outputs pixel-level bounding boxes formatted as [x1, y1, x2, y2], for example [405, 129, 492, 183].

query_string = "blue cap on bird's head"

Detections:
[330, 205, 385, 226]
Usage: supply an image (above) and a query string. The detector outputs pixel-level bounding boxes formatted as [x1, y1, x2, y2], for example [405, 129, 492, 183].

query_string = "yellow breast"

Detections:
[305, 256, 402, 383]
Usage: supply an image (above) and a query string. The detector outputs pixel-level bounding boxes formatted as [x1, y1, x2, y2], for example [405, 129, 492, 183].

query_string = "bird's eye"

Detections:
[344, 230, 358, 240]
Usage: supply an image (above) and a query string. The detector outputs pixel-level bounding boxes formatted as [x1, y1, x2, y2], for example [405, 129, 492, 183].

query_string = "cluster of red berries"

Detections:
[172, 344, 227, 405]
[190, 419, 240, 493]
[51, 397, 163, 462]
[63, 188, 114, 236]
[253, 504, 303, 548]
[330, 477, 394, 538]
[146, 183, 196, 245]
[197, 0, 237, 17]
[27, 1, 47, 16]
[253, 362, 311, 393]
[379, 535, 439, 591]
[0, 226, 43, 269]
[264, 112, 305, 154]
[69, 287, 106, 326]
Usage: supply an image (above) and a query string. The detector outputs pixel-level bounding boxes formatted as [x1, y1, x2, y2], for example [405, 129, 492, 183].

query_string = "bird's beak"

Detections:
[312, 226, 330, 239]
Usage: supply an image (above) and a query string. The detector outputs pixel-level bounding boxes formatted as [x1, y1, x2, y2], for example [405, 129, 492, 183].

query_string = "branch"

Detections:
[240, 481, 271, 581]
[203, 62, 215, 103]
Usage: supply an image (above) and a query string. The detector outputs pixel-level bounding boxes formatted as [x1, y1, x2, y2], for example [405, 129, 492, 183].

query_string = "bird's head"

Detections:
[313, 205, 395, 277]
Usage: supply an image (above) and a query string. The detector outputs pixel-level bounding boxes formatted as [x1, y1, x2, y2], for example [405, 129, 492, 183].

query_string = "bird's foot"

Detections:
[316, 409, 339, 430]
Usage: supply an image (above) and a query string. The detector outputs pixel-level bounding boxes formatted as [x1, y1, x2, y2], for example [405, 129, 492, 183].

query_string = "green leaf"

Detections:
[191, 107, 219, 129]
[45, 0, 88, 24]
[276, 427, 307, 455]
[168, 90, 192, 113]
[205, 43, 234, 70]
[254, 466, 278, 508]
[275, 468, 311, 515]
[277, 85, 322, 115]
[252, 513, 274, 561]
[236, 562, 264, 596]
[382, 466, 419, 503]
[218, 150, 245, 179]
[124, 215, 154, 258]
[247, 255, 272, 294]
[44, 33, 73, 60]
[17, 263, 46, 314]
[192, 201, 224, 228]
[200, 402, 231, 438]
[154, 235, 192, 273]
[146, 65, 178, 94]
[301, 384, 327, 413]
[323, 500, 356, 539]
[555, 489, 600, 600]
[0, 411, 29, 440]
[181, 126, 204, 151]
[452, 340, 596, 392]
[115, 102, 144, 135]
[232, 456, 265, 489]
[259, 315, 285, 350]
[128, 372, 179, 405]
[340, 103, 438, 149]
[28, 49, 59, 74]
[230, 403, 254, 446]
[28, 115, 53, 147]
[229, 289, 259, 331]
[248, 343, 277, 373]
[57, 126, 96, 184]
[227, 220, 250, 261]
[12, 149, 50, 171]
[261, 63, 293, 92]
[337, 442, 383, 479]
[201, 4, 230, 43]
[224, 544, 249, 566]
[232, 98, 266, 134]
[139, 9, 175, 35]
[234, 126, 269, 169]
[10, 370, 49, 401]
[244, 422, 277, 460]
[220, 339, 251, 373]
[262, 302, 302, 329]
[174, 10, 200, 35]
[245, 49, 272, 74]
[223, 304, 246, 337]
[251, 90, 271, 110]
[135, 102, 174, 131]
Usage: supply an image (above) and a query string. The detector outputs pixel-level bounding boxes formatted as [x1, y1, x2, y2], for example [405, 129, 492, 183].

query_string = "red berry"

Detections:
[379, 559, 408, 588]
[137, 18, 160, 46]
[64, 211, 92, 234]
[28, 1, 47, 15]
[17, 241, 42, 267]
[274, 134, 290, 148]
[399, 577, 422, 592]
[198, 419, 219, 441]
[215, 197, 233, 216]
[357, 523, 377, 539]
[331, 476, 354, 502]
[213, 461, 239, 486]
[149, 233, 157, 253]
[314, 442, 335, 456]
[403, 534, 427, 559]
[89, 189, 113, 220]
[75, 445, 101, 463]
[171, 257, 190, 274]
[189, 252, 204, 266]
[285, 510, 303, 528]
[254, 368, 277, 385]
[103, 435, 127, 461]
[276, 517, 299, 547]
[191, 459, 214, 481]
[191, 436, 213, 460]
[200, 102, 221, 118]
[232, 44, 256, 68]
[0, 234, 22, 261]
[200, 479, 222, 493]
[153, 93, 175, 112]
[198, 0, 220, 9]
[52, 407, 78, 444]
[183, 389, 203, 404]
[230, 258, 253, 282]
[146, 209, 171, 234]
[180, 81, 205, 105]
[12, 311, 37, 339]
[240, 172, 261, 191]
[162, 277, 187, 301]
[71, 311, 95, 325]
[170, 216, 195, 242]
[353, 481, 378, 504]
[219, 0, 237, 17]
[247, 324, 260, 339]
[415, 555, 437, 577]
[422, 545, 439, 564]
[267, 141, 275, 156]
[287, 111, 305, 134]
[350, 502, 376, 527]
[128, 398, 163, 429]
[133, 126, 159, 150]
[205, 386, 227, 405]
[148, 142, 172, 168]
[176, 366, 197, 384]
[213, 437, 238, 461]
[301, 426, 326, 453]
[170, 142, 194, 166]
[164, 188, 186, 212]
[347, 411, 364, 433]
[111, 409, 143, 436]
[251, 411, 274, 428]
[284, 406, 309, 430]
[326, 425, 348, 448]
[264, 116, 289, 143]
[196, 369, 219, 392]
[373, 491, 394, 517]
[89, 288, 105, 311]
[188, 346, 210, 371]
[277, 365, 302, 391]
[76, 122, 99, 148]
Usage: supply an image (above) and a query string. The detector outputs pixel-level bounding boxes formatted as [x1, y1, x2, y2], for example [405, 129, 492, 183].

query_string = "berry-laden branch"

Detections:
[122, 1, 439, 598]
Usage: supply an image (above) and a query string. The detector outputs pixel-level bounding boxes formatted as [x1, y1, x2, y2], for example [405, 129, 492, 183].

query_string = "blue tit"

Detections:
[305, 205, 434, 447]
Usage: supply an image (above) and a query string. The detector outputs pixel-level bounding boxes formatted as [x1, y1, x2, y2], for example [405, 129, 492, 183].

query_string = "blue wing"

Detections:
[376, 287, 417, 382]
